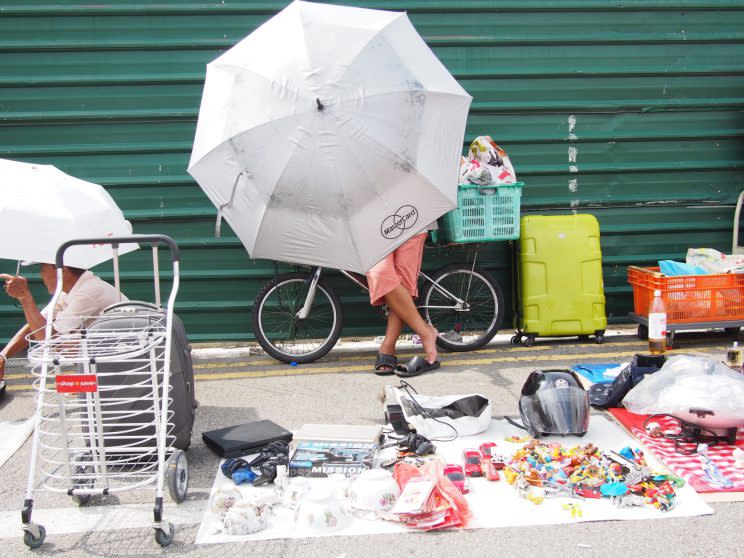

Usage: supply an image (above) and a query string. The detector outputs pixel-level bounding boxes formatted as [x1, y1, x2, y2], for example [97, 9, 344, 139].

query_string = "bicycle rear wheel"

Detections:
[421, 264, 504, 352]
[252, 272, 343, 363]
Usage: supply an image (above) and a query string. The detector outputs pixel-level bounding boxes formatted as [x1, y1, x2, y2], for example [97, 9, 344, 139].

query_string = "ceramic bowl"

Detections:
[282, 476, 311, 510]
[223, 500, 268, 536]
[295, 485, 349, 533]
[348, 468, 400, 512]
[209, 487, 243, 519]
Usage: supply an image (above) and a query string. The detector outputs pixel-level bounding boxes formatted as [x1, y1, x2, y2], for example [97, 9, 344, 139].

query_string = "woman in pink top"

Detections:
[365, 232, 440, 377]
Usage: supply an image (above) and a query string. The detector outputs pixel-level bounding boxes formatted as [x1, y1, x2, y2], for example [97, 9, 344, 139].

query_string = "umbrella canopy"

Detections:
[188, 0, 471, 273]
[0, 158, 138, 269]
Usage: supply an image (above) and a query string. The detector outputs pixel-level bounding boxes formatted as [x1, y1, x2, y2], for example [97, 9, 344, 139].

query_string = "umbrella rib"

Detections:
[250, 130, 306, 254]
[332, 109, 443, 200]
[210, 61, 314, 117]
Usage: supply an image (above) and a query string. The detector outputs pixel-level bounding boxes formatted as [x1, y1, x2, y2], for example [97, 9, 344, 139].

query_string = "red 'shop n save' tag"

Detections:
[55, 374, 98, 393]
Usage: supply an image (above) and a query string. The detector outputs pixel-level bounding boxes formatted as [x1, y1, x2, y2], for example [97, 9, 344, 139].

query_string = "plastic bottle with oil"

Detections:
[726, 341, 743, 371]
[648, 290, 667, 355]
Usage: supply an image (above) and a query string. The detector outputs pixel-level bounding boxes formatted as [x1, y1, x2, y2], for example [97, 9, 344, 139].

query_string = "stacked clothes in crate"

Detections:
[438, 136, 523, 244]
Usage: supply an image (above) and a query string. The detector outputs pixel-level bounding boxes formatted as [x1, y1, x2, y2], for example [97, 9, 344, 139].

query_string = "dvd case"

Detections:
[288, 440, 378, 477]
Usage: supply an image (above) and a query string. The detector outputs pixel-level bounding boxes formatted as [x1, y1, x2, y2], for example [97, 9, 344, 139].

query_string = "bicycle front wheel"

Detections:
[421, 264, 504, 352]
[252, 272, 343, 364]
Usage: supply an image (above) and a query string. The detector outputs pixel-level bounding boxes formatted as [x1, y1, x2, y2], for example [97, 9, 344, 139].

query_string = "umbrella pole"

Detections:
[16, 259, 20, 276]
[112, 245, 121, 295]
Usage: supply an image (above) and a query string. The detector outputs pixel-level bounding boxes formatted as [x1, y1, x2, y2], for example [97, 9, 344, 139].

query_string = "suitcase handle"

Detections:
[102, 301, 160, 314]
[55, 234, 180, 268]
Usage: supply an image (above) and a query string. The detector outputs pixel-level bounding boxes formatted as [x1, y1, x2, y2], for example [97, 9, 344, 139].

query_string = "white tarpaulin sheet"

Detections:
[195, 416, 713, 544]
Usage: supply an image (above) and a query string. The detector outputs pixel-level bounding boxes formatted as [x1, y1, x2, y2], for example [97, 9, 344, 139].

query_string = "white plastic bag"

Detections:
[622, 355, 744, 426]
[386, 385, 491, 438]
[468, 136, 517, 184]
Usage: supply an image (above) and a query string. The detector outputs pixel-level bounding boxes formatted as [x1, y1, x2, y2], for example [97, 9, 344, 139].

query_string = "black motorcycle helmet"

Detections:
[519, 369, 590, 438]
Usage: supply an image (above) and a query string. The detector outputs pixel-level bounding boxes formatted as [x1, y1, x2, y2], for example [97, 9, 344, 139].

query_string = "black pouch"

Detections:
[588, 354, 667, 408]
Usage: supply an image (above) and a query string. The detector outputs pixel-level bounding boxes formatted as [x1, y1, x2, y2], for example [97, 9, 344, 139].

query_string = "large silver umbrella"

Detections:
[188, 0, 471, 273]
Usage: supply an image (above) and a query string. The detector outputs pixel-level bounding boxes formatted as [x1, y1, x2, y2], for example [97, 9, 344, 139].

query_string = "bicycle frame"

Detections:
[295, 247, 480, 319]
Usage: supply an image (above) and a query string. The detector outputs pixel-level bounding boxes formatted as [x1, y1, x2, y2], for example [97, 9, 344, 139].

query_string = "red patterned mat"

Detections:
[608, 408, 744, 494]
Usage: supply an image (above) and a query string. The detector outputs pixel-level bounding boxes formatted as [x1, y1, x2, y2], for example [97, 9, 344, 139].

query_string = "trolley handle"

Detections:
[55, 235, 180, 268]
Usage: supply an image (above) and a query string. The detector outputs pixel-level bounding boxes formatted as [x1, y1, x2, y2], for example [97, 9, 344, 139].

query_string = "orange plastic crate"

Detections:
[627, 266, 744, 324]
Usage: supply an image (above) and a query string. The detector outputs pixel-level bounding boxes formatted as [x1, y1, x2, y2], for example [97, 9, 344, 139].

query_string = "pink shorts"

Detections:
[366, 233, 427, 306]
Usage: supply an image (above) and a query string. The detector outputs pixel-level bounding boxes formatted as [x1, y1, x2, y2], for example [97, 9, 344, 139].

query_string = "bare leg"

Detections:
[383, 284, 438, 364]
[379, 311, 404, 357]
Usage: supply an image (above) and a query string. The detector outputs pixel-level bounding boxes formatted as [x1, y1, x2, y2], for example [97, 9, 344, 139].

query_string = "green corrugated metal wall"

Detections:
[1, 0, 743, 342]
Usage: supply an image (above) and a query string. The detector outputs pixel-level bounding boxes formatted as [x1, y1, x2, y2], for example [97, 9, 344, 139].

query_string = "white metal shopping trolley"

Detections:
[21, 235, 189, 548]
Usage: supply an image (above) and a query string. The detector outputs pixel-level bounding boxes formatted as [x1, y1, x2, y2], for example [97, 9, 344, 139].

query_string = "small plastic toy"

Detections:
[505, 435, 531, 443]
[443, 464, 469, 494]
[480, 456, 501, 481]
[463, 449, 482, 477]
[733, 448, 744, 469]
[479, 442, 497, 458]
[562, 503, 583, 518]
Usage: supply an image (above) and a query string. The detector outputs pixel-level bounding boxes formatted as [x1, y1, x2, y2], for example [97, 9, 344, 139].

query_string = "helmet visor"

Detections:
[521, 387, 589, 435]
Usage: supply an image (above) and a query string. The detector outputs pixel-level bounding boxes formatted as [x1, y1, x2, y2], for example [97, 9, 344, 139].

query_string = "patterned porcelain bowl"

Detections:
[348, 468, 400, 512]
[282, 476, 311, 510]
[294, 485, 349, 533]
[223, 500, 268, 536]
[209, 487, 243, 519]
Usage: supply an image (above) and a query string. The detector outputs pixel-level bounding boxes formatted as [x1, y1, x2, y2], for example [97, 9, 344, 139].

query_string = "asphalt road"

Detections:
[1, 327, 742, 558]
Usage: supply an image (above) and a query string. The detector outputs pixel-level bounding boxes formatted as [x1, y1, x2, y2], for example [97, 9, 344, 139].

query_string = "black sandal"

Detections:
[395, 356, 441, 378]
[374, 353, 398, 376]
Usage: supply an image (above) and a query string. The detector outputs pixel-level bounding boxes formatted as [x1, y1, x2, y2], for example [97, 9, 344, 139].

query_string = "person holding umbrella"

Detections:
[0, 263, 126, 389]
[0, 158, 138, 393]
[367, 230, 440, 378]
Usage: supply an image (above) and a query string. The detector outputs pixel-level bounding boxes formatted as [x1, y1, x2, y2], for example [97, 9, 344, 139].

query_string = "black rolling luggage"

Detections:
[85, 302, 196, 450]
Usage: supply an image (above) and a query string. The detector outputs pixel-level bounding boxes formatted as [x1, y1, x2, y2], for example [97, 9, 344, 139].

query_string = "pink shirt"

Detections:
[53, 271, 127, 334]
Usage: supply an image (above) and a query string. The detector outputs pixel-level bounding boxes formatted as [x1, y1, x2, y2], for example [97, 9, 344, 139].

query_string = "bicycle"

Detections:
[251, 242, 505, 364]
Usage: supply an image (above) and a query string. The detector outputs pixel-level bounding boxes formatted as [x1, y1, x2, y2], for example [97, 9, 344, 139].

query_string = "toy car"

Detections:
[480, 456, 500, 481]
[479, 442, 497, 458]
[463, 449, 482, 477]
[443, 464, 469, 494]
[491, 452, 509, 470]
[574, 485, 602, 499]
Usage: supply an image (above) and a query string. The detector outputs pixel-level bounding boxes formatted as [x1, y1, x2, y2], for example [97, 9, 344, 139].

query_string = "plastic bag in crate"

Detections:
[468, 136, 517, 184]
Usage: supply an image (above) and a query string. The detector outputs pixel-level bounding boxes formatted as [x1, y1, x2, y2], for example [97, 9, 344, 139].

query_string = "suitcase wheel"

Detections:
[595, 333, 605, 344]
[510, 334, 522, 345]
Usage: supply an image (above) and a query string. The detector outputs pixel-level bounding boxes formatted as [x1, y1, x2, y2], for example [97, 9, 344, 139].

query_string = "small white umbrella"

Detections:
[188, 0, 471, 273]
[0, 158, 138, 269]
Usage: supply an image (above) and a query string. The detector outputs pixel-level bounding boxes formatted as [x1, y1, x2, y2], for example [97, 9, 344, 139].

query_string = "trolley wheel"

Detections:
[167, 450, 189, 504]
[595, 334, 605, 344]
[71, 494, 92, 507]
[637, 324, 649, 340]
[524, 336, 536, 347]
[526, 424, 539, 439]
[510, 334, 522, 345]
[154, 521, 175, 547]
[578, 335, 590, 343]
[725, 327, 741, 337]
[23, 524, 46, 549]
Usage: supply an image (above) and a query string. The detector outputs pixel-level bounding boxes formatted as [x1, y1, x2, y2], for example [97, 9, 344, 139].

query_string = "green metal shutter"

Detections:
[1, 1, 743, 342]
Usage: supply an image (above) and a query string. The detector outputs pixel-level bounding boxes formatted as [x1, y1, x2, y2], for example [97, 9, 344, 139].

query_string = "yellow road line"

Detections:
[194, 347, 715, 382]
[191, 343, 556, 369]
[6, 345, 717, 390]
[191, 338, 717, 370]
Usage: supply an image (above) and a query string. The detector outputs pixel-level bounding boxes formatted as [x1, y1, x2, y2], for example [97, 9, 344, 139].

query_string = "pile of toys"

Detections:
[503, 439, 683, 511]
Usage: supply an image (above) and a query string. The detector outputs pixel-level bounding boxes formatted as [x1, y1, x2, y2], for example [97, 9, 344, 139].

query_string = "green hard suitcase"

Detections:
[514, 214, 607, 346]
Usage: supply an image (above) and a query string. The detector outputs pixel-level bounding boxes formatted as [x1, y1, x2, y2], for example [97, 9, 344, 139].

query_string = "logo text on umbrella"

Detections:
[381, 205, 418, 239]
